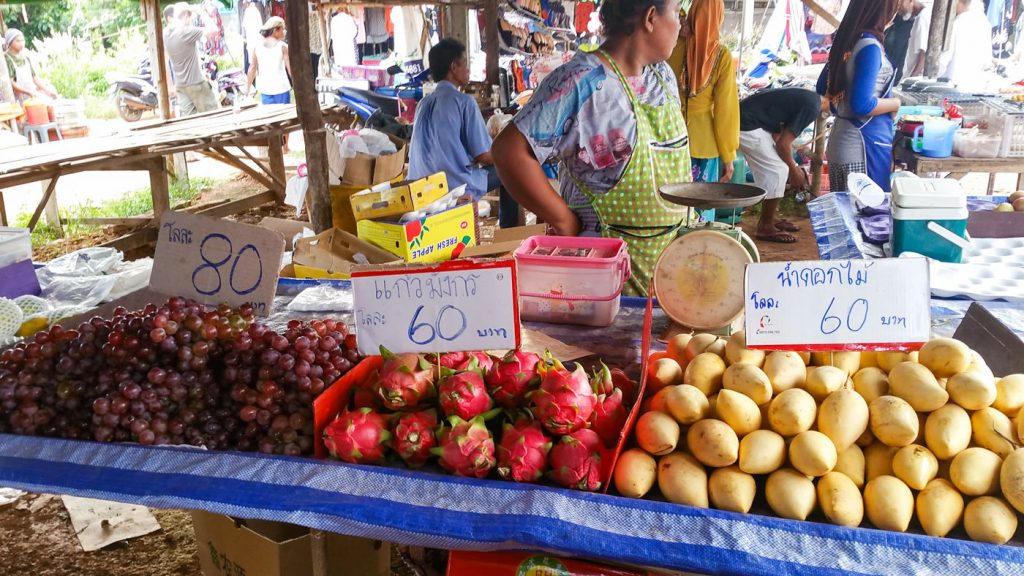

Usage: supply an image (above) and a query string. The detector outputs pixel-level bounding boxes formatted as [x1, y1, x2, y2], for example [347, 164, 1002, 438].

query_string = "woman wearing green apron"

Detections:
[492, 0, 689, 296]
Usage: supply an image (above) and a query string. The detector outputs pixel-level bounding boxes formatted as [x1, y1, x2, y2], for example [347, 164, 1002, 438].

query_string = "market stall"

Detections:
[0, 104, 352, 249]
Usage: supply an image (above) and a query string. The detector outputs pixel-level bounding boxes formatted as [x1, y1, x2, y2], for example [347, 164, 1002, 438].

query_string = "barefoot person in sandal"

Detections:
[738, 87, 827, 243]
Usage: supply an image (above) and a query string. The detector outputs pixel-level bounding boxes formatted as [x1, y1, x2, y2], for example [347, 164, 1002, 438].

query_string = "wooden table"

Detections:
[895, 138, 1024, 194]
[0, 104, 353, 249]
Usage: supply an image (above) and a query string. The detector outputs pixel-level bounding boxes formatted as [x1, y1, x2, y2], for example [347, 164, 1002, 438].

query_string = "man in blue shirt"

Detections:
[408, 39, 495, 200]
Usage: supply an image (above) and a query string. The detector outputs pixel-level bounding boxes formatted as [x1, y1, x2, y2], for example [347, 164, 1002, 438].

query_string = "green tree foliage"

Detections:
[1, 1, 73, 44]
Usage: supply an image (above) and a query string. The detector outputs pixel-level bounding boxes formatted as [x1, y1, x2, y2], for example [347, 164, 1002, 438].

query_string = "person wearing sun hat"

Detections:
[246, 16, 292, 106]
[4, 29, 57, 103]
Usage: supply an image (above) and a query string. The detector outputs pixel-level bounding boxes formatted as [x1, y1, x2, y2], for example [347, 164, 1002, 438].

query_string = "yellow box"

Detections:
[349, 172, 450, 222]
[357, 202, 477, 263]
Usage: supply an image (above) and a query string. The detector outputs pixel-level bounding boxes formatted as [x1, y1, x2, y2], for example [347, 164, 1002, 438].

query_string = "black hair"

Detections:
[261, 28, 275, 38]
[600, 0, 672, 40]
[428, 38, 466, 83]
[163, 5, 174, 20]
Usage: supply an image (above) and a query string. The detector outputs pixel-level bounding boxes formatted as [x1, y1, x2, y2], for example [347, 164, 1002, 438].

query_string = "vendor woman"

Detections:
[816, 0, 902, 192]
[492, 0, 689, 296]
[4, 29, 57, 103]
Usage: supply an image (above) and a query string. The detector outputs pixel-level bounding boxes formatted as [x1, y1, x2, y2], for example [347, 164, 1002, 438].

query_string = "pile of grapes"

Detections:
[0, 297, 360, 456]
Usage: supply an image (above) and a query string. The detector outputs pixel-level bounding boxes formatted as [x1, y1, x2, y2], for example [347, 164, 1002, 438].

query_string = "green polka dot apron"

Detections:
[572, 50, 692, 296]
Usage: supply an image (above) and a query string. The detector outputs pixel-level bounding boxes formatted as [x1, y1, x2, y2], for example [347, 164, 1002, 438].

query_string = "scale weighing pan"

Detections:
[659, 182, 767, 211]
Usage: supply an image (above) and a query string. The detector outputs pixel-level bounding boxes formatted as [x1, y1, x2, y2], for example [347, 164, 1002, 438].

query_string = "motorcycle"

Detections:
[106, 57, 159, 122]
[216, 67, 246, 107]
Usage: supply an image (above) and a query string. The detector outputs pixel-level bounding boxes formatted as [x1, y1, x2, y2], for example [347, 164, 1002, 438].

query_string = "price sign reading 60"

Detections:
[351, 260, 521, 355]
[151, 211, 285, 316]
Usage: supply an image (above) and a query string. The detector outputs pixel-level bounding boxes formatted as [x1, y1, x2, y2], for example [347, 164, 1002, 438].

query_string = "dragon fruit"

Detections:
[590, 388, 627, 447]
[549, 428, 603, 491]
[351, 372, 381, 409]
[485, 350, 542, 408]
[429, 351, 494, 376]
[431, 416, 496, 478]
[438, 370, 494, 420]
[391, 410, 438, 468]
[610, 367, 639, 405]
[591, 362, 614, 397]
[375, 347, 434, 410]
[323, 408, 390, 464]
[531, 358, 597, 435]
[496, 420, 552, 482]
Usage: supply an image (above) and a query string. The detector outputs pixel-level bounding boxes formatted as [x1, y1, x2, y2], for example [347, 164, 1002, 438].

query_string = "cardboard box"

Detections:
[357, 202, 477, 263]
[349, 172, 450, 221]
[259, 217, 311, 251]
[291, 228, 401, 279]
[341, 135, 407, 187]
[457, 224, 546, 259]
[191, 510, 389, 576]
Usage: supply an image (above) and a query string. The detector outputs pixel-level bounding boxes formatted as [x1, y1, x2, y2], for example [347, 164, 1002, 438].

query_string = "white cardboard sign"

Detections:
[744, 258, 930, 351]
[351, 259, 520, 355]
[151, 211, 284, 316]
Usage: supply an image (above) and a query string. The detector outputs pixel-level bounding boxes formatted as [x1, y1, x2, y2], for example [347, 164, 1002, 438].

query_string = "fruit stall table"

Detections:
[0, 104, 352, 248]
[3, 280, 1024, 575]
[894, 139, 1024, 196]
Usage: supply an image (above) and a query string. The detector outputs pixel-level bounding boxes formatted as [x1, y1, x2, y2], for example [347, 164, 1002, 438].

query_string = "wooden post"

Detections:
[267, 133, 287, 202]
[286, 0, 331, 232]
[925, 0, 953, 77]
[149, 157, 171, 219]
[484, 0, 499, 88]
[799, 0, 840, 28]
[310, 529, 329, 576]
[142, 0, 172, 120]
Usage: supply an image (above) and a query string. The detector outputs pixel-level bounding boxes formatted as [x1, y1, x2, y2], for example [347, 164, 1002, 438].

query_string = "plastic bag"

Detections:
[36, 249, 152, 309]
[358, 129, 397, 156]
[487, 111, 512, 138]
[286, 285, 355, 312]
[284, 165, 309, 216]
[39, 248, 123, 277]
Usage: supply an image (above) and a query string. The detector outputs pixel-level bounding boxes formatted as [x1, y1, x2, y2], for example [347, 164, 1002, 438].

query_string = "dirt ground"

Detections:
[0, 494, 199, 576]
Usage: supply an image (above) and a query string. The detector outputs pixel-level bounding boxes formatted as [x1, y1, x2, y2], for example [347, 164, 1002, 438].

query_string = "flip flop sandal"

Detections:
[756, 231, 798, 244]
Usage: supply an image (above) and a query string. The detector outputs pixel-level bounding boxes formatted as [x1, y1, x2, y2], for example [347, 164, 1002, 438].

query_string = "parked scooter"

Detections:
[106, 57, 159, 122]
[216, 67, 246, 107]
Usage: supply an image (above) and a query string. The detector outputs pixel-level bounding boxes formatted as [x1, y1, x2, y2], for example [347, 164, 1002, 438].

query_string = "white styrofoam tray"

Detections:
[921, 238, 1024, 302]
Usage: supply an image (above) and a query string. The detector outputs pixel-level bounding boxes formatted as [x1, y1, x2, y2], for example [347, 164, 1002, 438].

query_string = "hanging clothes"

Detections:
[757, 0, 813, 64]
[574, 1, 596, 35]
[270, 0, 285, 20]
[392, 7, 424, 59]
[809, 0, 843, 35]
[365, 8, 390, 44]
[331, 11, 359, 67]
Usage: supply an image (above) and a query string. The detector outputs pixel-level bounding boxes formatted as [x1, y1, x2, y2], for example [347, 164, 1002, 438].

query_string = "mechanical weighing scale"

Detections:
[653, 182, 767, 334]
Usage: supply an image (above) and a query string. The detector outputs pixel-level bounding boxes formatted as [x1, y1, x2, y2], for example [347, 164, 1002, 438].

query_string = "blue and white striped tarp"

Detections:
[2, 434, 1022, 575]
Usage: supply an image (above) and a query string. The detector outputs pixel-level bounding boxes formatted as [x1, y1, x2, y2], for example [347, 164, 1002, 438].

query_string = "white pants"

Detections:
[738, 128, 787, 200]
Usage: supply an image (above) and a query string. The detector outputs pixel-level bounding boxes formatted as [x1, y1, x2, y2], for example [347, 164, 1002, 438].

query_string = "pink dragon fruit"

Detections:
[549, 428, 603, 491]
[438, 370, 494, 420]
[531, 359, 597, 435]
[391, 410, 438, 468]
[323, 408, 390, 464]
[375, 347, 434, 410]
[431, 416, 496, 478]
[496, 419, 551, 482]
[429, 351, 495, 376]
[590, 362, 614, 397]
[485, 350, 542, 408]
[590, 388, 627, 448]
[351, 371, 381, 410]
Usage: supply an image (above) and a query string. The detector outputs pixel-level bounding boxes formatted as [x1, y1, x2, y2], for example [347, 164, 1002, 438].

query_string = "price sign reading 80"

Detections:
[191, 233, 264, 297]
[151, 211, 284, 317]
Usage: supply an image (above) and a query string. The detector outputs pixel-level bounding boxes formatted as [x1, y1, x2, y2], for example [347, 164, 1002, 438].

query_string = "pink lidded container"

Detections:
[513, 236, 630, 327]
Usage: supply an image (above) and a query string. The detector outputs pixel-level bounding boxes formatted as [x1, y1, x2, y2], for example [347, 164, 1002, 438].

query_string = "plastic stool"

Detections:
[23, 122, 62, 145]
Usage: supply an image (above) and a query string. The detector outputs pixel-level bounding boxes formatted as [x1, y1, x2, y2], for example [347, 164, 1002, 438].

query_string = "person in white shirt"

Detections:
[940, 0, 994, 87]
[246, 16, 292, 148]
[903, 0, 932, 78]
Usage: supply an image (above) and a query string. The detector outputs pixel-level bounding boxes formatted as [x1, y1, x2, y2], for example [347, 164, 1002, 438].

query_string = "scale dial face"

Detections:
[654, 230, 753, 330]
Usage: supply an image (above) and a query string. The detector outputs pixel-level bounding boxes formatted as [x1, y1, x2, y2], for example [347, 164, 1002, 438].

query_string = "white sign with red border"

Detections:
[351, 259, 520, 355]
[744, 258, 930, 351]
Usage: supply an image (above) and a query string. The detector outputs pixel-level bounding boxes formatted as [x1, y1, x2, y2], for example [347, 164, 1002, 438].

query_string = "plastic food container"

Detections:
[0, 227, 32, 269]
[513, 236, 630, 327]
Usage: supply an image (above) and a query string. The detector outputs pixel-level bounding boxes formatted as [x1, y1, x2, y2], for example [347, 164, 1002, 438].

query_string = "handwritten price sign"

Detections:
[151, 211, 285, 316]
[351, 259, 520, 355]
[744, 258, 930, 351]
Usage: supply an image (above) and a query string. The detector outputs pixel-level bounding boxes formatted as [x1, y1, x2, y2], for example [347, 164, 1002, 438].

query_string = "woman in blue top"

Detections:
[817, 0, 902, 193]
